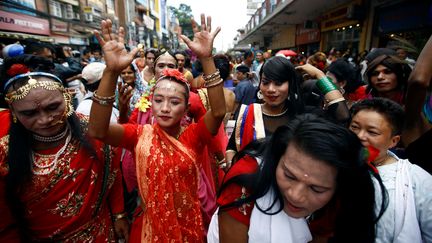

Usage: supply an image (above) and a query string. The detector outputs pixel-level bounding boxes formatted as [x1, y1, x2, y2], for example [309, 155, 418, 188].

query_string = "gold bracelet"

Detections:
[205, 78, 224, 88]
[327, 97, 346, 106]
[94, 90, 116, 101]
[204, 73, 221, 83]
[92, 96, 115, 106]
[112, 212, 128, 221]
[203, 70, 220, 82]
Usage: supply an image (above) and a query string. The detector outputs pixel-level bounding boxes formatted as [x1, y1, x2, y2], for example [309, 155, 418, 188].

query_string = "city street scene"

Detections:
[0, 0, 431, 242]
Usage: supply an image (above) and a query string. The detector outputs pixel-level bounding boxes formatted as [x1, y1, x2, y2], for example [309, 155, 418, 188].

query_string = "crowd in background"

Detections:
[0, 15, 431, 243]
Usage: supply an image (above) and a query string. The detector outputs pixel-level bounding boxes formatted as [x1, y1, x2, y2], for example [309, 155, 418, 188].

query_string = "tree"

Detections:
[169, 4, 194, 40]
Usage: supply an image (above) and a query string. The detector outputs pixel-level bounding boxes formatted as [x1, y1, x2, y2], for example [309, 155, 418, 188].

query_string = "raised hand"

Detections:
[179, 14, 221, 59]
[295, 63, 326, 79]
[94, 19, 138, 74]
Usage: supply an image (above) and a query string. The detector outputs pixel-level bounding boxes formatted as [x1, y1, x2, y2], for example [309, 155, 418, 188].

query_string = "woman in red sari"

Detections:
[89, 15, 226, 242]
[0, 55, 127, 242]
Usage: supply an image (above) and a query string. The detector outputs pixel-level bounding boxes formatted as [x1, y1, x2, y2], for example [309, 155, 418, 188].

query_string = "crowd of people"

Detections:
[0, 14, 431, 243]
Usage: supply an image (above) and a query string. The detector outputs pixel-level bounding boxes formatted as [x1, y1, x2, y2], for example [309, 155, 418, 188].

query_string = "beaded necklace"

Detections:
[33, 124, 70, 143]
[32, 131, 72, 175]
[261, 108, 288, 117]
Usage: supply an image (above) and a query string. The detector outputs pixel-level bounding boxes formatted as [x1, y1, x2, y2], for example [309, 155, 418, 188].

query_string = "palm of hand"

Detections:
[189, 32, 213, 58]
[103, 41, 133, 73]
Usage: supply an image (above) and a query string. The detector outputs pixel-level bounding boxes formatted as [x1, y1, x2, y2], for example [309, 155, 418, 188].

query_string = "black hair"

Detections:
[213, 54, 231, 81]
[243, 50, 253, 60]
[0, 56, 98, 239]
[145, 48, 159, 58]
[153, 50, 178, 69]
[365, 48, 396, 63]
[365, 55, 412, 95]
[327, 59, 364, 94]
[23, 42, 49, 55]
[219, 114, 387, 243]
[82, 49, 91, 56]
[259, 56, 304, 116]
[236, 65, 250, 74]
[350, 97, 405, 135]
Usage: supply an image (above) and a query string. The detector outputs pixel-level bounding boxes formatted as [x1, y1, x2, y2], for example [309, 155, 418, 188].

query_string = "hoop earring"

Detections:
[257, 90, 264, 100]
[63, 92, 74, 118]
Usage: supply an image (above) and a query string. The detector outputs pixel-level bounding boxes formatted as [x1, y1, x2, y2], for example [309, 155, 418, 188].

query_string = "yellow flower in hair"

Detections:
[135, 93, 151, 112]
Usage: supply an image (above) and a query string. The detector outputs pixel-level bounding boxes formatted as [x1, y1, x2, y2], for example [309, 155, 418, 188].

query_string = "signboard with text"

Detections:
[0, 10, 50, 35]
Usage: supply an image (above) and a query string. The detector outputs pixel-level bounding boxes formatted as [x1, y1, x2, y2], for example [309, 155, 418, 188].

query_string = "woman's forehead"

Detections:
[156, 55, 176, 65]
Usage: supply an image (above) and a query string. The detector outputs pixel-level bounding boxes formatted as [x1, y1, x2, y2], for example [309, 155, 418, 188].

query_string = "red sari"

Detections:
[0, 113, 124, 242]
[121, 118, 213, 242]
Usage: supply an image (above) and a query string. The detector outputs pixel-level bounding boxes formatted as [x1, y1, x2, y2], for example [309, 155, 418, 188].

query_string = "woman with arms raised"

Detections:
[89, 15, 226, 242]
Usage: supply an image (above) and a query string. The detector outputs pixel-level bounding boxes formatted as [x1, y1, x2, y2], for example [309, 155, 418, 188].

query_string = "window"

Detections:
[49, 0, 62, 18]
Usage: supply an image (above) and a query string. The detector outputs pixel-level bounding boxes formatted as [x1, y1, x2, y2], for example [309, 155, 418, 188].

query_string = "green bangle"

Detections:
[316, 76, 338, 94]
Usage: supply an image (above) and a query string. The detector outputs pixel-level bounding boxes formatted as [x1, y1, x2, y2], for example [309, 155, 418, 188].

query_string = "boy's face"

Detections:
[236, 71, 245, 81]
[349, 109, 400, 160]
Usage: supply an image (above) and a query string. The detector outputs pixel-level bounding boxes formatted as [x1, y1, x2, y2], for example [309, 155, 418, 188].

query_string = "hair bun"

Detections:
[7, 63, 30, 77]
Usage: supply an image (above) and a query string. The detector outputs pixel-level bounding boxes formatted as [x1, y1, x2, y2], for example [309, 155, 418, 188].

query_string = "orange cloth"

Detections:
[121, 118, 213, 242]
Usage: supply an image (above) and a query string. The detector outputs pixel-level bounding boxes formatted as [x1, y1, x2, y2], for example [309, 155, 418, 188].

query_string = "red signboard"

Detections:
[296, 25, 320, 45]
[0, 10, 50, 35]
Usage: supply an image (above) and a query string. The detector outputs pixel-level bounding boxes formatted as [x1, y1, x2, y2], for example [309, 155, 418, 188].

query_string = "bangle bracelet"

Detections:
[316, 76, 337, 94]
[203, 70, 220, 81]
[92, 96, 115, 106]
[94, 90, 116, 101]
[112, 212, 128, 221]
[205, 78, 224, 88]
[327, 97, 346, 106]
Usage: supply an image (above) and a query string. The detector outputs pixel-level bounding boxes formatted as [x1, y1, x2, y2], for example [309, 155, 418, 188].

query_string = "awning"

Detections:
[0, 31, 54, 42]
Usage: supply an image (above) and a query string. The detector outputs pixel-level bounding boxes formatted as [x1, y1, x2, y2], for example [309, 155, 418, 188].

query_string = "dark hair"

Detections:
[350, 98, 405, 135]
[219, 114, 386, 243]
[243, 50, 253, 60]
[145, 48, 158, 58]
[213, 54, 231, 81]
[365, 55, 412, 95]
[173, 50, 188, 58]
[154, 50, 178, 68]
[365, 48, 396, 63]
[1, 57, 97, 239]
[1, 55, 55, 88]
[82, 49, 91, 56]
[327, 59, 364, 94]
[259, 56, 304, 116]
[236, 65, 250, 74]
[23, 41, 49, 55]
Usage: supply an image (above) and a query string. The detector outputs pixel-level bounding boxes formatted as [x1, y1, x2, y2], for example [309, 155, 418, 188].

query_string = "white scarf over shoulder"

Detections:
[392, 154, 422, 242]
[248, 189, 312, 243]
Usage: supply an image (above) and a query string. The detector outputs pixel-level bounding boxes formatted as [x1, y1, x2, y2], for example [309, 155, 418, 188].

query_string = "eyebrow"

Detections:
[281, 159, 333, 190]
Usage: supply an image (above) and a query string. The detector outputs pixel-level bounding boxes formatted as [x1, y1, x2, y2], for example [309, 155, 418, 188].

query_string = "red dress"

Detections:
[121, 118, 213, 242]
[0, 113, 124, 242]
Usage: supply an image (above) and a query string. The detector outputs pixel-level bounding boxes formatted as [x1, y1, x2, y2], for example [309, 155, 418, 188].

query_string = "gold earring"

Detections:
[12, 113, 17, 123]
[63, 92, 74, 117]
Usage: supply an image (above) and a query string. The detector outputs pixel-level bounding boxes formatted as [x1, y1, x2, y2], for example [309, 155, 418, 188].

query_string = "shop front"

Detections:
[296, 23, 320, 56]
[0, 10, 51, 44]
[372, 0, 432, 52]
[319, 1, 366, 56]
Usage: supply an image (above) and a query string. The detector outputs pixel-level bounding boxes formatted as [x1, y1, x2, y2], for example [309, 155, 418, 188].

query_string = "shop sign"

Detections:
[70, 36, 89, 45]
[51, 19, 68, 32]
[143, 15, 154, 30]
[0, 10, 50, 35]
[296, 25, 320, 45]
